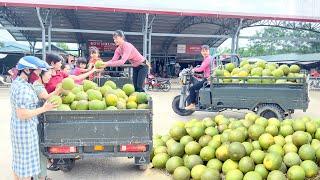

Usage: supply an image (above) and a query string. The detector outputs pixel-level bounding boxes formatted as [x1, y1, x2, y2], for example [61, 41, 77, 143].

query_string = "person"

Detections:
[10, 56, 57, 180]
[87, 46, 102, 80]
[32, 61, 62, 180]
[185, 45, 214, 110]
[175, 63, 181, 77]
[45, 53, 99, 93]
[8, 65, 18, 81]
[67, 54, 76, 71]
[72, 57, 90, 84]
[102, 30, 150, 92]
[61, 63, 71, 75]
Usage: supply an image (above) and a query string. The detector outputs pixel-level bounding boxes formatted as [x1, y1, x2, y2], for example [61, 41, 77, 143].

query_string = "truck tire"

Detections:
[256, 104, 285, 119]
[172, 95, 194, 116]
[58, 158, 75, 172]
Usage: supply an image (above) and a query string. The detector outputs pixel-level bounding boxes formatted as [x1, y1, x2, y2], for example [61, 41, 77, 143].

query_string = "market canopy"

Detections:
[0, 0, 319, 56]
[1, 0, 320, 22]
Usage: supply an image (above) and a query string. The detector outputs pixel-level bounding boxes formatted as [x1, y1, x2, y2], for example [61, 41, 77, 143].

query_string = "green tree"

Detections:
[243, 27, 320, 56]
[56, 42, 69, 51]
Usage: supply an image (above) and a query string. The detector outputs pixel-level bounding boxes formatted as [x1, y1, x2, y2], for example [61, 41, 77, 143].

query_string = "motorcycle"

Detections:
[145, 74, 171, 92]
[171, 68, 204, 116]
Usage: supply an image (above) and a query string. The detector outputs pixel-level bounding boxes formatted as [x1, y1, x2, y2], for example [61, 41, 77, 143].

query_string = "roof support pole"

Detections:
[36, 7, 46, 61]
[48, 15, 52, 53]
[232, 19, 243, 54]
[142, 13, 149, 58]
[147, 15, 155, 66]
[31, 41, 36, 55]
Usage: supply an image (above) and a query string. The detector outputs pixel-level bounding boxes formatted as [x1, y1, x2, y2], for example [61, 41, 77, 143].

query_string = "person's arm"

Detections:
[79, 68, 90, 73]
[38, 86, 63, 100]
[69, 68, 98, 81]
[105, 46, 132, 67]
[87, 62, 94, 70]
[193, 57, 210, 73]
[16, 101, 57, 120]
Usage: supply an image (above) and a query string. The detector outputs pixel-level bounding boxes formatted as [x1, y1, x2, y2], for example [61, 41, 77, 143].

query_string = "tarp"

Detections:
[1, 0, 320, 22]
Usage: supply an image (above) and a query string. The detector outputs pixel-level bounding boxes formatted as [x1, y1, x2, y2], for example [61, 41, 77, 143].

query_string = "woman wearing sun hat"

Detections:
[10, 56, 57, 180]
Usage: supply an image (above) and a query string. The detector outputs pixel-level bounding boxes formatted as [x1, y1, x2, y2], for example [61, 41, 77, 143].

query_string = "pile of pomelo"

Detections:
[152, 113, 320, 180]
[214, 59, 304, 84]
[48, 78, 150, 110]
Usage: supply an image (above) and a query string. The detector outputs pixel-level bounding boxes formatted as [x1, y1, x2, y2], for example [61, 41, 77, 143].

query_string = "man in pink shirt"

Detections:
[103, 30, 149, 92]
[185, 45, 214, 110]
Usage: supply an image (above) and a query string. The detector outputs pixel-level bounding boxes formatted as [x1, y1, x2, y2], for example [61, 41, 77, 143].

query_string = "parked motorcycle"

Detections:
[145, 74, 171, 92]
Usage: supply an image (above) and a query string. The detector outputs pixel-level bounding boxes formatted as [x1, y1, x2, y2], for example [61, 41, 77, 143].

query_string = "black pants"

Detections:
[133, 64, 148, 92]
[189, 79, 207, 103]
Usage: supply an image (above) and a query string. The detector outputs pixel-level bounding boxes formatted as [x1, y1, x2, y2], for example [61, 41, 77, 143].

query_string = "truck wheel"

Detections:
[172, 95, 194, 116]
[58, 158, 75, 172]
[256, 104, 285, 120]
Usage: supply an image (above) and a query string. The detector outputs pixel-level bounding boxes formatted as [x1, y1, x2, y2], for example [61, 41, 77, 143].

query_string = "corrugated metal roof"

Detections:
[0, 7, 257, 55]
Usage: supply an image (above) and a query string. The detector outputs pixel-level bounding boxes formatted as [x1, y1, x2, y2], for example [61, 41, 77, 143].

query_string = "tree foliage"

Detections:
[56, 42, 69, 51]
[218, 27, 320, 57]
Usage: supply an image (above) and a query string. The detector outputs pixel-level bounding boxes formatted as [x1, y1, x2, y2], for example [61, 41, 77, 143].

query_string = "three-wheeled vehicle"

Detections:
[39, 99, 153, 171]
[172, 56, 309, 119]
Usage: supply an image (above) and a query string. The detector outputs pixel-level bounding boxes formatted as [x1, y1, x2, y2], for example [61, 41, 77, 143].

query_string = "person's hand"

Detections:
[54, 85, 63, 95]
[92, 67, 103, 73]
[42, 101, 58, 111]
[146, 61, 151, 70]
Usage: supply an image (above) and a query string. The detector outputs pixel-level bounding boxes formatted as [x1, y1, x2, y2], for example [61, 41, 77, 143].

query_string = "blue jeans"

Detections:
[189, 79, 207, 104]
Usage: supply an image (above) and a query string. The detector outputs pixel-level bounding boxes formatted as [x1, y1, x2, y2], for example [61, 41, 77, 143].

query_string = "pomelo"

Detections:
[62, 77, 75, 90]
[173, 166, 190, 180]
[263, 153, 282, 171]
[165, 156, 184, 174]
[168, 142, 185, 157]
[152, 153, 169, 168]
[184, 155, 203, 170]
[250, 149, 265, 164]
[287, 165, 305, 180]
[228, 142, 246, 161]
[238, 156, 255, 174]
[104, 80, 117, 89]
[283, 152, 301, 167]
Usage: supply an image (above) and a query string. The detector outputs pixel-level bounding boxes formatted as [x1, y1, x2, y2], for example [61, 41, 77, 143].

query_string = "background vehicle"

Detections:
[172, 60, 309, 119]
[145, 74, 171, 92]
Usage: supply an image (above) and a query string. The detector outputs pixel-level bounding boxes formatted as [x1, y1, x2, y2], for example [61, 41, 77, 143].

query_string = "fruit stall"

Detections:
[40, 79, 153, 171]
[151, 113, 320, 180]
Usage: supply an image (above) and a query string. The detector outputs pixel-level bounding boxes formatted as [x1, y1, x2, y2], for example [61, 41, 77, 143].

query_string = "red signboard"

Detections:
[88, 40, 117, 52]
[186, 44, 202, 54]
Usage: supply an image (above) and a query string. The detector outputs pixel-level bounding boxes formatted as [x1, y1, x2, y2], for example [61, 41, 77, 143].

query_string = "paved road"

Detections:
[0, 88, 319, 179]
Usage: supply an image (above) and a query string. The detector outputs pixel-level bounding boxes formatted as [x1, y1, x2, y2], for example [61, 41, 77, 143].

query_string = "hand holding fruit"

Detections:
[94, 60, 105, 69]
[54, 85, 63, 95]
[43, 100, 58, 111]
